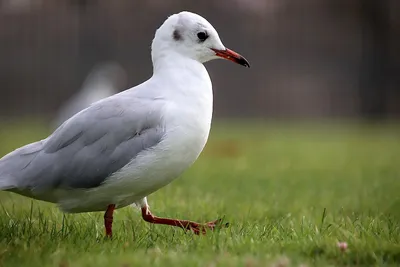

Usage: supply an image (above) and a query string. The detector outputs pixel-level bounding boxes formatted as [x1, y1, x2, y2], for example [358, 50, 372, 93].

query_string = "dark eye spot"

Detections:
[197, 31, 208, 42]
[173, 29, 182, 41]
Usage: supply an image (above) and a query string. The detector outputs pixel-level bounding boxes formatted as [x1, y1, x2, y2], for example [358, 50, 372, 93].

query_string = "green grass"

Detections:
[0, 120, 399, 266]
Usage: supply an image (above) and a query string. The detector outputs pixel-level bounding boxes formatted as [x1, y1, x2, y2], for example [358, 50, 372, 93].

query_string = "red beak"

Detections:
[211, 48, 250, 68]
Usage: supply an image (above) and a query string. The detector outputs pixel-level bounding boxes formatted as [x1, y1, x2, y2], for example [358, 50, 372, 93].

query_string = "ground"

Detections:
[0, 120, 399, 267]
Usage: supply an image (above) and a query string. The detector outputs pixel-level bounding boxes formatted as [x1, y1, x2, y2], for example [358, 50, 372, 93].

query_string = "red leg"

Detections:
[141, 206, 228, 235]
[104, 204, 116, 237]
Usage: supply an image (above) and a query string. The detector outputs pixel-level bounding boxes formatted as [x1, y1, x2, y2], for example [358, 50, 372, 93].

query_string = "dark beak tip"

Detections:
[240, 58, 251, 68]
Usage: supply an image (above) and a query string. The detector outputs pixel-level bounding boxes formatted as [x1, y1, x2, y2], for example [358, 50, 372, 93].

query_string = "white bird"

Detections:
[0, 11, 249, 237]
[52, 62, 127, 129]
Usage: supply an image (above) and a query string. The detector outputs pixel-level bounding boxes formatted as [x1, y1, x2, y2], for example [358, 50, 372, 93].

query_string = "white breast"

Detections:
[116, 73, 213, 193]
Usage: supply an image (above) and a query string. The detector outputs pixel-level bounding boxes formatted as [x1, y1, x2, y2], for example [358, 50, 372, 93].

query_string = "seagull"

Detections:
[52, 62, 127, 129]
[0, 11, 250, 237]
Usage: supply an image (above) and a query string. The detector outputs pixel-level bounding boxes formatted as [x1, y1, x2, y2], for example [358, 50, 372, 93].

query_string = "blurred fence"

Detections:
[0, 0, 399, 119]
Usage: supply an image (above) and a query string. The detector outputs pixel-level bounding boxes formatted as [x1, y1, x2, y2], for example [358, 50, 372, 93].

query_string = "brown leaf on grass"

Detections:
[204, 140, 242, 158]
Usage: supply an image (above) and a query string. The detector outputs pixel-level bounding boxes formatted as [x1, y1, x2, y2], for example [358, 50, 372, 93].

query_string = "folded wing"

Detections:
[0, 95, 165, 193]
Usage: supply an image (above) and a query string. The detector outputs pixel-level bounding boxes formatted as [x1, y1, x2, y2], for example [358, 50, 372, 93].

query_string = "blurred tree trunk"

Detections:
[74, 0, 112, 87]
[359, 0, 390, 119]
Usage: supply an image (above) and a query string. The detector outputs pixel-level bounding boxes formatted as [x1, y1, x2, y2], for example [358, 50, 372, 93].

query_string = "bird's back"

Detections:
[0, 88, 166, 204]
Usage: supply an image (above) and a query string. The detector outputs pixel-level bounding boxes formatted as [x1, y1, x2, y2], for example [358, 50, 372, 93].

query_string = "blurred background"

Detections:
[0, 0, 399, 122]
[0, 3, 399, 265]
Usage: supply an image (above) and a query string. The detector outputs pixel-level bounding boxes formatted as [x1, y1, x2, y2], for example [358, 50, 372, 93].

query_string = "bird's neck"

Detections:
[149, 51, 213, 115]
[152, 50, 204, 75]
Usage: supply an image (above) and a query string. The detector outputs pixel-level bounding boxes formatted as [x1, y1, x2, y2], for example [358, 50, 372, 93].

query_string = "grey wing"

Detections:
[0, 96, 165, 191]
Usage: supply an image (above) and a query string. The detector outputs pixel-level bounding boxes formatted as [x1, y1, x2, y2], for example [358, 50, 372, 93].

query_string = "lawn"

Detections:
[0, 120, 399, 266]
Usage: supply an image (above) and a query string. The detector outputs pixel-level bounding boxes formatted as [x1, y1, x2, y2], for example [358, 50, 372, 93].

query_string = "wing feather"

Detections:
[0, 95, 165, 192]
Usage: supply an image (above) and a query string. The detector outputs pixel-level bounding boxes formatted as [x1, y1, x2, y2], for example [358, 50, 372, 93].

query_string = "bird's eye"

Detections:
[197, 31, 208, 42]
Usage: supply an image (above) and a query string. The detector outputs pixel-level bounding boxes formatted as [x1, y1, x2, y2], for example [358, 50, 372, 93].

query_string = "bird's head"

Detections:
[151, 11, 250, 68]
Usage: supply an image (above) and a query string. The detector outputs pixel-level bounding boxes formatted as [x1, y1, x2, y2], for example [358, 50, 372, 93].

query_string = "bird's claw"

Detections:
[187, 218, 229, 235]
